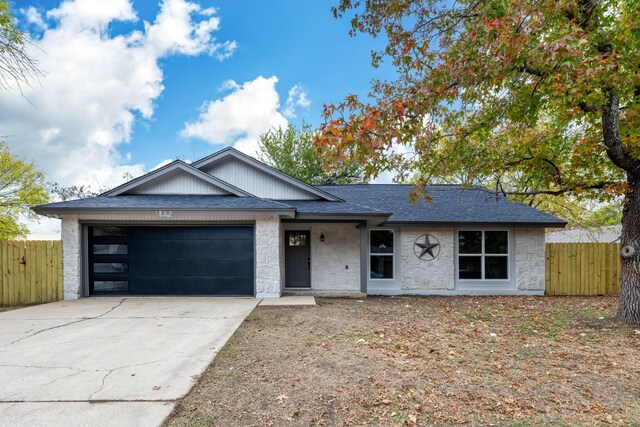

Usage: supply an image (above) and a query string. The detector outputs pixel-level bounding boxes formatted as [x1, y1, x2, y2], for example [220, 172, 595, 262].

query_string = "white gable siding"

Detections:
[127, 171, 231, 195]
[204, 158, 318, 200]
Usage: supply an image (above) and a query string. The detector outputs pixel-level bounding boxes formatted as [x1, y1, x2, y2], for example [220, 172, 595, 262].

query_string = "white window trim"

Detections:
[455, 228, 515, 287]
[369, 229, 395, 280]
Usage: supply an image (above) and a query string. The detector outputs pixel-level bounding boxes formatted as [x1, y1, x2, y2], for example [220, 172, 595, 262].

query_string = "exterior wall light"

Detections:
[320, 233, 325, 242]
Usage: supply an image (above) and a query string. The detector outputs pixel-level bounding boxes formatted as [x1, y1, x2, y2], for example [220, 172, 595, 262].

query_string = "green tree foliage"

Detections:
[0, 143, 49, 239]
[0, 0, 41, 91]
[317, 0, 640, 322]
[259, 123, 364, 185]
[583, 201, 623, 227]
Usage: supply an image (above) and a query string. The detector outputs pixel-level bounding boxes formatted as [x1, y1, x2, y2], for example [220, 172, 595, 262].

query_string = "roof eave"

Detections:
[382, 220, 567, 228]
[294, 212, 391, 226]
[32, 207, 297, 219]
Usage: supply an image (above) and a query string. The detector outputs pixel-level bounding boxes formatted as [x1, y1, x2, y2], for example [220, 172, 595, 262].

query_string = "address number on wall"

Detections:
[155, 210, 173, 218]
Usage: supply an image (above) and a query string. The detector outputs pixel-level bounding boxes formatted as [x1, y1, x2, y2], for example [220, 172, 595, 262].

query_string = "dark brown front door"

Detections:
[285, 230, 311, 288]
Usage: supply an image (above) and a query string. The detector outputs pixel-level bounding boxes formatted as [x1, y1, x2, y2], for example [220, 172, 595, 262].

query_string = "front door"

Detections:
[285, 230, 311, 288]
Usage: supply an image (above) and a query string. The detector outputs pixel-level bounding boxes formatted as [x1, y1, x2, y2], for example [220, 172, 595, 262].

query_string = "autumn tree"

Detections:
[259, 123, 364, 185]
[0, 143, 48, 239]
[317, 0, 640, 322]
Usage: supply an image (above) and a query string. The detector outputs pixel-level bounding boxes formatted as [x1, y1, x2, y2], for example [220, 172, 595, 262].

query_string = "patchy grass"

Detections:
[165, 296, 640, 426]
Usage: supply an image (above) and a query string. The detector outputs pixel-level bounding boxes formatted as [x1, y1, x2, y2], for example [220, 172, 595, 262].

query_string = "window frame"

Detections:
[369, 229, 395, 280]
[455, 229, 513, 284]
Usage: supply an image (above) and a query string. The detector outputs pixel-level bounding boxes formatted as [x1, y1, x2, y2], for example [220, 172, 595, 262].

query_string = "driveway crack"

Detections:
[88, 370, 114, 401]
[94, 298, 127, 319]
[0, 370, 87, 401]
[8, 298, 127, 345]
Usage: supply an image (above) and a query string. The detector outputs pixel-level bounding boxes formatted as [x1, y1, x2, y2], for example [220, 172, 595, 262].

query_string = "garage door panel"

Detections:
[130, 227, 252, 240]
[89, 225, 255, 296]
[130, 240, 253, 258]
[131, 277, 254, 296]
[133, 258, 252, 277]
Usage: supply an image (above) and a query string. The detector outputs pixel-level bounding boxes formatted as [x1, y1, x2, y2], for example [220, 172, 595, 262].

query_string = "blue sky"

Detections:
[3, 0, 395, 237]
[7, 0, 392, 180]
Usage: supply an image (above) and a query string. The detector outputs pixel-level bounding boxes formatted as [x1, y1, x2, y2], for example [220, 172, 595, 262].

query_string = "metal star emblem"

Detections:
[413, 234, 440, 260]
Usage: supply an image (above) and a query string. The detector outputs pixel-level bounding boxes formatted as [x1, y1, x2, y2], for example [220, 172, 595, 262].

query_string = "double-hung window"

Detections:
[370, 230, 394, 279]
[457, 230, 509, 280]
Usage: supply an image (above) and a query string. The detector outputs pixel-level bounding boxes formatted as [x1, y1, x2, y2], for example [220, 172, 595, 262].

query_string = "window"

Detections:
[92, 226, 128, 236]
[94, 281, 128, 292]
[370, 230, 394, 279]
[93, 244, 128, 255]
[458, 230, 509, 280]
[93, 263, 128, 274]
[287, 233, 307, 247]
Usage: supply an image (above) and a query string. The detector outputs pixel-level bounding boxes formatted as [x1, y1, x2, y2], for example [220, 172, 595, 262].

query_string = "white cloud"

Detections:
[150, 159, 174, 171]
[24, 217, 61, 240]
[180, 75, 289, 157]
[143, 0, 236, 59]
[370, 171, 394, 184]
[283, 84, 310, 119]
[0, 0, 236, 238]
[21, 7, 47, 30]
[46, 0, 137, 32]
[2, 0, 235, 187]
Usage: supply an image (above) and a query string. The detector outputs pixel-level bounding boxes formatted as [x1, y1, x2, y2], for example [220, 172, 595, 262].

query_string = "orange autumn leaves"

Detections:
[316, 0, 637, 200]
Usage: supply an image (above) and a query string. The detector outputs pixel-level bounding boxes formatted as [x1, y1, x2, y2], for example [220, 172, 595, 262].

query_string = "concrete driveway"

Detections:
[0, 297, 260, 427]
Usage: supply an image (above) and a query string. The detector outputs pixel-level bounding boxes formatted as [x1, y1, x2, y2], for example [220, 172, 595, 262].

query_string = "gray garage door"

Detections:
[88, 225, 254, 296]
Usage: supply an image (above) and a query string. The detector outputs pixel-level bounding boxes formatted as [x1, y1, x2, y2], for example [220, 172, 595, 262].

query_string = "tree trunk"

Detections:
[617, 173, 640, 323]
[600, 90, 640, 323]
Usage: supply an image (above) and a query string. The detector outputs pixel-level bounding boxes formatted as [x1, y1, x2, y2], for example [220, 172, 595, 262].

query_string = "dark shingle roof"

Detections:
[33, 185, 566, 227]
[317, 184, 566, 226]
[33, 195, 294, 212]
[283, 200, 388, 216]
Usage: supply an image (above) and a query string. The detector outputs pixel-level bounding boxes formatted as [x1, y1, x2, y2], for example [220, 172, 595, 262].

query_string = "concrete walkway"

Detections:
[0, 297, 262, 427]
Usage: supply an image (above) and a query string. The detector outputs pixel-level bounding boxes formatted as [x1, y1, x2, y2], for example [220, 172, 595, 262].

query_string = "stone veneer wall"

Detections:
[515, 228, 546, 291]
[255, 215, 283, 297]
[59, 213, 283, 299]
[400, 227, 455, 290]
[310, 224, 360, 291]
[61, 215, 81, 299]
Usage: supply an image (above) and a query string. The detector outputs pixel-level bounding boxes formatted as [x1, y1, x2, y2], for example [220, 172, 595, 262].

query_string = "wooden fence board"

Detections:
[0, 240, 63, 305]
[1, 241, 6, 304]
[545, 243, 620, 296]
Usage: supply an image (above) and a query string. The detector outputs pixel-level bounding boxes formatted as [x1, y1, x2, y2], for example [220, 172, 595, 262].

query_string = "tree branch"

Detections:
[578, 101, 601, 113]
[601, 92, 640, 175]
[504, 181, 621, 196]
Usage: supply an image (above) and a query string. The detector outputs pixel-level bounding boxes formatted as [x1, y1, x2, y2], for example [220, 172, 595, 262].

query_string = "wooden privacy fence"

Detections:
[546, 243, 620, 296]
[1, 241, 63, 305]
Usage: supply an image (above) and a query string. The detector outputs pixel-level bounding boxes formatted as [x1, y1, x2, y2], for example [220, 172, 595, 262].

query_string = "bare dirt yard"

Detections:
[165, 296, 640, 426]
